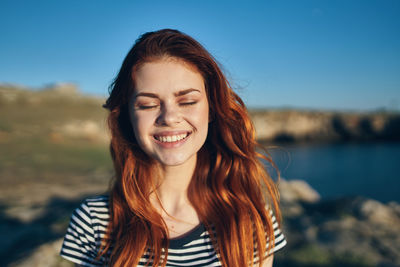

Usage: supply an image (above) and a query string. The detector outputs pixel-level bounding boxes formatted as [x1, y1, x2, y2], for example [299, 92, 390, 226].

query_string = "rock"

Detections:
[250, 109, 400, 143]
[355, 199, 400, 226]
[279, 179, 320, 203]
[388, 201, 400, 217]
[251, 110, 333, 141]
[281, 194, 400, 266]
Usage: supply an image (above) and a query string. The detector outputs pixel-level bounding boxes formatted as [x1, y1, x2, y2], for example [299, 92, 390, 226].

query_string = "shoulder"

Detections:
[80, 195, 110, 214]
[82, 195, 109, 208]
[72, 195, 110, 224]
[60, 195, 110, 265]
[75, 195, 110, 232]
[264, 205, 287, 253]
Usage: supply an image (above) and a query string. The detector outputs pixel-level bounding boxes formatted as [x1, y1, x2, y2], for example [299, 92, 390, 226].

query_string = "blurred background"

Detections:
[0, 1, 399, 266]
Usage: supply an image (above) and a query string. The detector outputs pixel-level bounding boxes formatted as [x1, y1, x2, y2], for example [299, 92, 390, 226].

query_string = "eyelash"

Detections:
[137, 102, 197, 110]
[180, 102, 197, 106]
[138, 105, 158, 110]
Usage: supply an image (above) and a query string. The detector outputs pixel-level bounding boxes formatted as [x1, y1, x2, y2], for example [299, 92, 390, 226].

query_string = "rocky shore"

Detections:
[251, 109, 400, 143]
[3, 180, 399, 267]
[277, 179, 400, 267]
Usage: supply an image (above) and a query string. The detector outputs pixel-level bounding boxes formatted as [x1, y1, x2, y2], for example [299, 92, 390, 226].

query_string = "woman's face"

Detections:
[129, 58, 209, 167]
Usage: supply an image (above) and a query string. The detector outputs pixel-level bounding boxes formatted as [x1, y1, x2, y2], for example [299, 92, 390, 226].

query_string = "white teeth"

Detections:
[155, 133, 189, 143]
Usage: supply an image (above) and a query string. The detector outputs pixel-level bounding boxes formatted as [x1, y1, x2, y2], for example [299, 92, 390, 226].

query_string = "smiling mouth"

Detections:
[153, 132, 191, 143]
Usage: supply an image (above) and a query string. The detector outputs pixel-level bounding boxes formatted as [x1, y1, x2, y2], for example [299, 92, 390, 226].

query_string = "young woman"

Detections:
[60, 29, 286, 266]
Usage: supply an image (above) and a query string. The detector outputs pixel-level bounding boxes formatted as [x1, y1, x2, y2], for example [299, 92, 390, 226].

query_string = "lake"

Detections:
[266, 142, 400, 203]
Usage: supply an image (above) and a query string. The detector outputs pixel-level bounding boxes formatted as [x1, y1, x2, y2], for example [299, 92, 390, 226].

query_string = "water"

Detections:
[266, 142, 400, 203]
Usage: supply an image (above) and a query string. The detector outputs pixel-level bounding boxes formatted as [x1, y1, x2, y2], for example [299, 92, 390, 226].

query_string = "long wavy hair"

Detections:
[101, 29, 281, 266]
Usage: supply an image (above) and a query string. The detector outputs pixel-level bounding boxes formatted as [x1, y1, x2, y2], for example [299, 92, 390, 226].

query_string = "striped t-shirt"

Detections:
[60, 196, 286, 266]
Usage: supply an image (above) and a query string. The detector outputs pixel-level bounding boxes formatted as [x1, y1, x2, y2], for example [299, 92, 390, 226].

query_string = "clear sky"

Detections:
[1, 0, 399, 111]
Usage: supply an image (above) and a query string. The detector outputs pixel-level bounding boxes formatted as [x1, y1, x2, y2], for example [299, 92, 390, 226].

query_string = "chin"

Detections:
[159, 158, 189, 167]
[156, 154, 196, 167]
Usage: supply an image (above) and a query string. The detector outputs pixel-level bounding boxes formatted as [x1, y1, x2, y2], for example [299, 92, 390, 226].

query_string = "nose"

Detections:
[156, 103, 182, 126]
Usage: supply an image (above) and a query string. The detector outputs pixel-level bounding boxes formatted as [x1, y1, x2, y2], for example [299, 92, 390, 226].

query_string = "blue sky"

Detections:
[1, 0, 399, 111]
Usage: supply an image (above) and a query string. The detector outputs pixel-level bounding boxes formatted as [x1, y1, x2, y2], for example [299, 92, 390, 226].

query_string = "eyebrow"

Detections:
[134, 88, 201, 99]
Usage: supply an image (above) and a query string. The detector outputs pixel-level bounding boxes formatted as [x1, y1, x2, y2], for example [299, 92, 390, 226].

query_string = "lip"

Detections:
[153, 130, 192, 148]
[153, 130, 191, 137]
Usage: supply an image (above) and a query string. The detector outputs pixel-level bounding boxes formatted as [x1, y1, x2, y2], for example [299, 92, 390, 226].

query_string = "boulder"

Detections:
[279, 179, 320, 203]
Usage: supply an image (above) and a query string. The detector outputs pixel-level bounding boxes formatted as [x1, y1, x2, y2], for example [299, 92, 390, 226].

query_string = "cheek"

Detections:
[130, 112, 153, 142]
[193, 104, 209, 131]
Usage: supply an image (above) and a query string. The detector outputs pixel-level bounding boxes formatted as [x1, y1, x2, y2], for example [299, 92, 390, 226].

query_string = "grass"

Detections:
[0, 86, 112, 194]
[1, 137, 111, 175]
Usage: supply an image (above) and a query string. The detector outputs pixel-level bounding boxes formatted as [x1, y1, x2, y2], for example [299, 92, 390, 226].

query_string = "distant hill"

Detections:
[0, 83, 111, 209]
[0, 83, 107, 143]
[251, 109, 400, 143]
[1, 84, 399, 146]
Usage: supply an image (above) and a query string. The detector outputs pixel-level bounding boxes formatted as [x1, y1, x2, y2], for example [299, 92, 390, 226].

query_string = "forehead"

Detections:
[132, 58, 205, 93]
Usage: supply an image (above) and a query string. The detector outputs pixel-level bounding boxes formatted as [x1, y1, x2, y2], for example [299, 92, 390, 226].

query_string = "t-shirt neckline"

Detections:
[168, 223, 206, 249]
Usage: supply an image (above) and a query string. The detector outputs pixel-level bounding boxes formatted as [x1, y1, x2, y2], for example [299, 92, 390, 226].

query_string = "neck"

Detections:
[151, 155, 201, 236]
[153, 155, 197, 213]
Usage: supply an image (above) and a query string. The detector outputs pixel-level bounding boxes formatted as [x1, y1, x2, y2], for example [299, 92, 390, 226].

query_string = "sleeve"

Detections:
[60, 200, 104, 266]
[268, 209, 287, 254]
[252, 208, 286, 265]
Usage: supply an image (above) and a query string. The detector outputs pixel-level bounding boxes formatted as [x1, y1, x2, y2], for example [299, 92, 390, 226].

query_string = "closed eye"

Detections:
[137, 105, 159, 110]
[180, 102, 197, 106]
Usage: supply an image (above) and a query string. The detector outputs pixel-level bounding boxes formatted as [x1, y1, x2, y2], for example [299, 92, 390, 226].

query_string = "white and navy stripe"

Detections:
[60, 196, 286, 266]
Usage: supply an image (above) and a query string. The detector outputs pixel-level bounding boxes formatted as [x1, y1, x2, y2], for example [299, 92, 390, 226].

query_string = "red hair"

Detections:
[101, 29, 281, 266]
